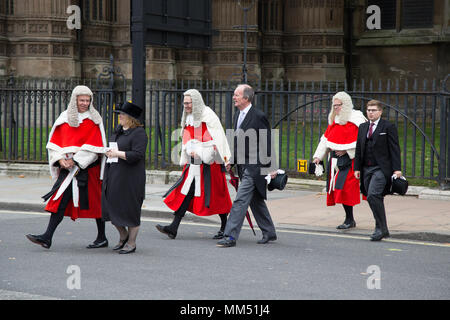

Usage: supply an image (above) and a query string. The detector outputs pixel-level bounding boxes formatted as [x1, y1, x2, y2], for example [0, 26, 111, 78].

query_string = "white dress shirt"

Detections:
[237, 104, 252, 129]
[367, 118, 380, 138]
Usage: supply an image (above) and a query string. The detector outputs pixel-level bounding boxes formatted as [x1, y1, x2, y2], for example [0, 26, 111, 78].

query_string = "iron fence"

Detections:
[1, 75, 449, 189]
[147, 77, 450, 188]
[0, 78, 127, 163]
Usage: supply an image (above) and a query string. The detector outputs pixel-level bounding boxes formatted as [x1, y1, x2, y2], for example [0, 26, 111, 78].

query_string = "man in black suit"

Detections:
[217, 84, 277, 247]
[354, 100, 402, 241]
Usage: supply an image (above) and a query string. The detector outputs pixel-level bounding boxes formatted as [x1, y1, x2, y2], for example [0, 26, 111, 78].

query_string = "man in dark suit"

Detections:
[217, 84, 277, 247]
[354, 100, 402, 241]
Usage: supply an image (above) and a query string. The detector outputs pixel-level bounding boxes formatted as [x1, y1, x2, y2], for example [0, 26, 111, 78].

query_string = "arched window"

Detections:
[84, 0, 90, 20]
[92, 0, 97, 20]
[401, 0, 433, 28]
[1, 0, 14, 15]
[107, 0, 118, 22]
[83, 0, 117, 22]
[258, 0, 281, 32]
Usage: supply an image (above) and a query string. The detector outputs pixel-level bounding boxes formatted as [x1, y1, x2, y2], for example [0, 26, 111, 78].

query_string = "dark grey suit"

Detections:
[354, 118, 401, 235]
[224, 106, 276, 241]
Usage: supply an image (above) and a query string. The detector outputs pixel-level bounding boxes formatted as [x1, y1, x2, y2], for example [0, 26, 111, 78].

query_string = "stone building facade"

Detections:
[0, 0, 448, 82]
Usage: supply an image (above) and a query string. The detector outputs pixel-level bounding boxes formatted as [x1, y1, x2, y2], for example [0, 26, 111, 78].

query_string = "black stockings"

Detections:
[342, 204, 354, 223]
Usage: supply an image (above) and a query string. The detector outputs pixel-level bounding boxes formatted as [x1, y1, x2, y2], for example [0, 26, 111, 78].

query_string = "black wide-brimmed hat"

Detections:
[114, 101, 142, 120]
[268, 173, 288, 191]
[391, 176, 408, 195]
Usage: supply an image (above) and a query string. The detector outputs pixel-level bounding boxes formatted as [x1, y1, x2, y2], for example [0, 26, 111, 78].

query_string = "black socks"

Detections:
[219, 213, 228, 232]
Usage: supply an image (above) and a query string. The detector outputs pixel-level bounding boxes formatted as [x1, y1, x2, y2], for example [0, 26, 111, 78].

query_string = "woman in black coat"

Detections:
[102, 102, 148, 254]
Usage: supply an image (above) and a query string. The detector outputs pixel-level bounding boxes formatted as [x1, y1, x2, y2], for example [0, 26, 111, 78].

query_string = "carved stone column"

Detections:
[175, 49, 205, 80]
[6, 0, 78, 78]
[0, 10, 9, 76]
[146, 47, 177, 80]
[110, 0, 132, 79]
[81, 0, 114, 79]
[283, 0, 346, 81]
[259, 0, 284, 80]
[206, 0, 260, 81]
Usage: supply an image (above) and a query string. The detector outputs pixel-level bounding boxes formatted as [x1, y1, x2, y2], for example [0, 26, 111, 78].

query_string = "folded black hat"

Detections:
[391, 176, 408, 195]
[114, 101, 143, 120]
[268, 173, 288, 191]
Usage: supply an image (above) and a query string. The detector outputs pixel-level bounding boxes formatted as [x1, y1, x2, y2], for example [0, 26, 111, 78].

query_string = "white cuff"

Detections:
[73, 150, 98, 169]
[347, 148, 355, 160]
[313, 135, 328, 161]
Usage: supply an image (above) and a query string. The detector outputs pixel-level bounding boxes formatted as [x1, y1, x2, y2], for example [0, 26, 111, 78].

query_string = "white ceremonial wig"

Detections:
[328, 91, 354, 125]
[67, 85, 102, 127]
[180, 89, 206, 128]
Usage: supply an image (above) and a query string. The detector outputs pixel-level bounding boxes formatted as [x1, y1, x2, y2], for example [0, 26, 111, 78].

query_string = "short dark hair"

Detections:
[367, 99, 383, 111]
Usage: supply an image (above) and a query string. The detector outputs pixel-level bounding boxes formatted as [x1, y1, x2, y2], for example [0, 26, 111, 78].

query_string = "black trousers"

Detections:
[363, 166, 389, 233]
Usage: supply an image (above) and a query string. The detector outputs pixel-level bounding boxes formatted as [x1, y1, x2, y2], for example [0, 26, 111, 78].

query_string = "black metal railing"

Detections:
[1, 75, 449, 189]
[0, 55, 127, 163]
[146, 77, 450, 188]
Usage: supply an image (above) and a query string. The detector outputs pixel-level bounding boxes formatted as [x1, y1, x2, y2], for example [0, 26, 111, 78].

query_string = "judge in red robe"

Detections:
[313, 91, 367, 230]
[26, 85, 108, 249]
[156, 89, 232, 240]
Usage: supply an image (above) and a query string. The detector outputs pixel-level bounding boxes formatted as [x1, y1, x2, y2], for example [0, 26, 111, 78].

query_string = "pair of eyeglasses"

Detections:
[183, 102, 192, 106]
[367, 109, 379, 113]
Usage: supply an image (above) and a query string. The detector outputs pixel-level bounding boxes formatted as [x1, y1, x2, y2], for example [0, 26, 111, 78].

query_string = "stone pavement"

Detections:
[0, 163, 449, 243]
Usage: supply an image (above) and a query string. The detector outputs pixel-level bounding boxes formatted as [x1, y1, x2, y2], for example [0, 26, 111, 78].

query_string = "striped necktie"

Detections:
[368, 122, 374, 138]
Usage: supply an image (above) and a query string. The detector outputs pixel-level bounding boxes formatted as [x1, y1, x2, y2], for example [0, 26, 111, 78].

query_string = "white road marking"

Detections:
[2, 210, 449, 248]
[0, 289, 59, 300]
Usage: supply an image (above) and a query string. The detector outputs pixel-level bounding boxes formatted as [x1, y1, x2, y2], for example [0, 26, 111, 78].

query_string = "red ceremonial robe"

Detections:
[45, 119, 104, 220]
[323, 121, 361, 207]
[164, 123, 232, 216]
